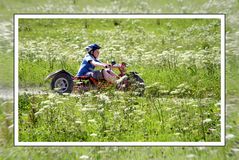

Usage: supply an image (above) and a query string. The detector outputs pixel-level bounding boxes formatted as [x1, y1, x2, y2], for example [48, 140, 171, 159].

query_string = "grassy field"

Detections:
[0, 53, 13, 88]
[17, 18, 221, 142]
[0, 0, 239, 159]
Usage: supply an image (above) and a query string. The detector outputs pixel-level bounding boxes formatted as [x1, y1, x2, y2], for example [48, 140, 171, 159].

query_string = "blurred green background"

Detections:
[0, 0, 239, 159]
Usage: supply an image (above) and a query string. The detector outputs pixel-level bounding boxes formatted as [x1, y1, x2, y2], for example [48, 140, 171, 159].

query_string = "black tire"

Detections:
[51, 73, 73, 93]
[130, 72, 144, 83]
[128, 72, 145, 96]
[117, 72, 145, 96]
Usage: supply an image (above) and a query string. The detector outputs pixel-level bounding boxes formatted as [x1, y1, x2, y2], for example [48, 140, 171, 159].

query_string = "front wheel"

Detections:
[117, 72, 145, 96]
[51, 73, 73, 93]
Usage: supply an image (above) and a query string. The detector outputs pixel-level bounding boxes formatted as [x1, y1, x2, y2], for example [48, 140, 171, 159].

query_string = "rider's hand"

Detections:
[107, 64, 112, 68]
[104, 64, 111, 68]
[120, 64, 126, 69]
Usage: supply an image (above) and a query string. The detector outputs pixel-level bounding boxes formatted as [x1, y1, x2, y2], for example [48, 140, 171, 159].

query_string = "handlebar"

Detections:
[105, 64, 112, 68]
[104, 61, 127, 76]
[104, 61, 126, 68]
[111, 61, 126, 67]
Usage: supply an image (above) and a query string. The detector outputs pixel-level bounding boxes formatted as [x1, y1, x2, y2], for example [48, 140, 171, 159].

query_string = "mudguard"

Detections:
[44, 69, 73, 81]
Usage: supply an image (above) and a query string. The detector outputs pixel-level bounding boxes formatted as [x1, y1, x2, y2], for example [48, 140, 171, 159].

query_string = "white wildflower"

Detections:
[43, 105, 50, 109]
[165, 107, 172, 111]
[226, 125, 232, 129]
[90, 133, 97, 137]
[192, 104, 198, 107]
[174, 133, 180, 136]
[39, 108, 44, 112]
[8, 124, 13, 130]
[197, 147, 206, 151]
[62, 93, 70, 96]
[56, 101, 63, 104]
[138, 119, 144, 123]
[114, 91, 124, 95]
[170, 89, 180, 95]
[48, 93, 55, 99]
[98, 108, 104, 113]
[186, 154, 197, 158]
[61, 97, 69, 101]
[226, 134, 235, 140]
[209, 128, 216, 132]
[84, 92, 92, 96]
[75, 103, 82, 107]
[81, 108, 97, 112]
[114, 112, 120, 119]
[75, 120, 83, 124]
[79, 155, 89, 159]
[231, 148, 239, 152]
[34, 112, 42, 117]
[177, 46, 183, 49]
[97, 150, 107, 154]
[99, 94, 110, 102]
[88, 119, 97, 123]
[214, 101, 221, 107]
[203, 118, 212, 123]
[183, 127, 189, 131]
[177, 83, 187, 88]
[41, 100, 51, 105]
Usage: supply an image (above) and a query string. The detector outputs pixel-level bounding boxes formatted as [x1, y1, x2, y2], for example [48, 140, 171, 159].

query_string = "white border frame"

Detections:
[14, 14, 225, 147]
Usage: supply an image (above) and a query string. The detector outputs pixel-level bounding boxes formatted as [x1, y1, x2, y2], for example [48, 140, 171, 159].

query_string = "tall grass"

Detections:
[18, 91, 220, 142]
[0, 0, 239, 159]
[16, 15, 221, 142]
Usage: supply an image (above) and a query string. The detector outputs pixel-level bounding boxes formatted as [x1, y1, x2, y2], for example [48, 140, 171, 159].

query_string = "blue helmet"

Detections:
[86, 43, 101, 53]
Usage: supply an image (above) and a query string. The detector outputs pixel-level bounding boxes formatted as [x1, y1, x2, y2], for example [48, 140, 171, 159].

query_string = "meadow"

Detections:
[17, 18, 221, 142]
[0, 0, 239, 159]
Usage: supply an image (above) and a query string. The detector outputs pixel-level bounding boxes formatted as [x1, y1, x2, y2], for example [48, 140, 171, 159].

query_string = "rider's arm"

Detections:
[110, 65, 120, 69]
[111, 63, 126, 69]
[90, 60, 108, 68]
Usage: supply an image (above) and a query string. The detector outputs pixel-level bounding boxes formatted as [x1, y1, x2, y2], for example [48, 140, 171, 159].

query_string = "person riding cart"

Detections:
[76, 43, 125, 84]
[45, 43, 144, 94]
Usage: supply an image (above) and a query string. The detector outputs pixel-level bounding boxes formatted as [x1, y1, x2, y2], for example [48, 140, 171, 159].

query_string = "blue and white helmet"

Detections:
[86, 43, 101, 53]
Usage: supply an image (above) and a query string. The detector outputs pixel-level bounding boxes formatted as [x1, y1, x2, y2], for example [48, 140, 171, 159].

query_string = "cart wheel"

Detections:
[51, 73, 73, 93]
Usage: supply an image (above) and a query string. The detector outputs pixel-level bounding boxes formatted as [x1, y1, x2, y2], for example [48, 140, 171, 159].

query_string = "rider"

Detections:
[76, 43, 119, 84]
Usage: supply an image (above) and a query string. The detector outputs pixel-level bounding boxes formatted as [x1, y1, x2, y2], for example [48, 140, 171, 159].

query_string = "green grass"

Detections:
[19, 60, 220, 100]
[18, 91, 220, 142]
[0, 0, 239, 159]
[17, 18, 221, 142]
[18, 18, 220, 53]
[0, 53, 13, 88]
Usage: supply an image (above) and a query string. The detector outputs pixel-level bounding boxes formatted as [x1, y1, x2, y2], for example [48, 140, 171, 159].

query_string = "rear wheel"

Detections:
[51, 73, 73, 93]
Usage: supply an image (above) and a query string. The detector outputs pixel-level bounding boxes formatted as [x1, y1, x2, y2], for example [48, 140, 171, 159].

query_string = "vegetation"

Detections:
[0, 0, 238, 159]
[17, 18, 221, 142]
